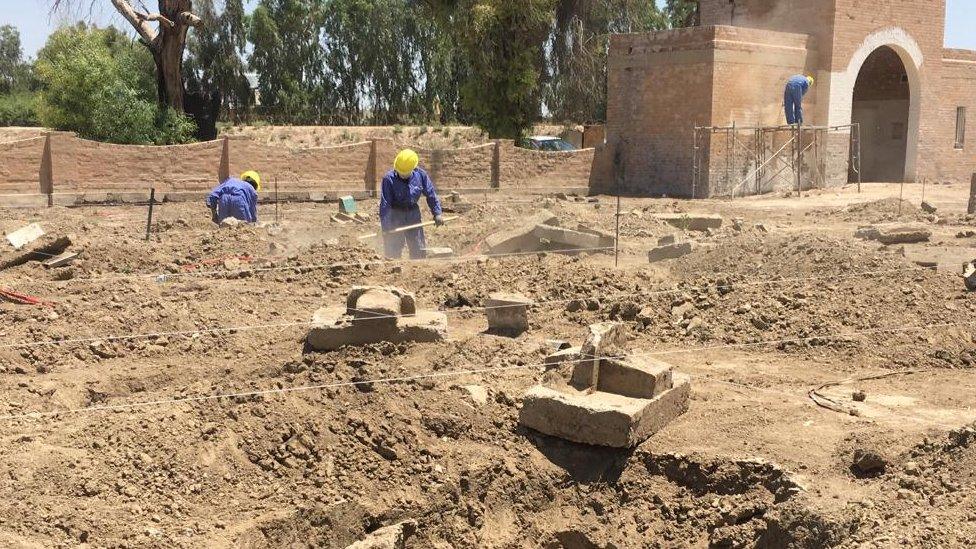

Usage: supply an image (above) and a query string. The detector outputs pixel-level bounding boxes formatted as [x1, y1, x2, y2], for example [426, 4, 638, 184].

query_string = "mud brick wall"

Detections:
[229, 138, 373, 192]
[0, 137, 45, 194]
[49, 133, 223, 193]
[416, 143, 495, 189]
[497, 140, 595, 190]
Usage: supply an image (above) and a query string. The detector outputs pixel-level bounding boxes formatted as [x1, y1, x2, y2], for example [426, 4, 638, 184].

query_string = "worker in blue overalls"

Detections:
[207, 171, 260, 224]
[784, 75, 814, 126]
[378, 150, 445, 259]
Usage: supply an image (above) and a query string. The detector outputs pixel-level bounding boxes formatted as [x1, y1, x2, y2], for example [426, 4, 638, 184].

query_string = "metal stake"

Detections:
[614, 193, 621, 268]
[145, 187, 156, 241]
[274, 176, 280, 225]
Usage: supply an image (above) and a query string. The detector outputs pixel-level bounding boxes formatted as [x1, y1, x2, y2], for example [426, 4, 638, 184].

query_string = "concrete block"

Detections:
[6, 223, 44, 250]
[648, 242, 693, 263]
[597, 356, 673, 399]
[519, 373, 691, 448]
[43, 252, 79, 268]
[572, 322, 627, 389]
[352, 289, 402, 329]
[654, 213, 723, 232]
[397, 311, 449, 343]
[346, 286, 416, 316]
[485, 292, 533, 336]
[306, 308, 446, 352]
[484, 210, 558, 254]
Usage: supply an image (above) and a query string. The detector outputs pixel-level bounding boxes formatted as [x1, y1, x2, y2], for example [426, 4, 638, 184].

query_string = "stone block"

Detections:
[571, 322, 627, 389]
[485, 292, 533, 336]
[654, 213, 723, 232]
[519, 373, 691, 448]
[424, 247, 455, 259]
[306, 307, 446, 352]
[545, 346, 582, 369]
[346, 286, 416, 316]
[396, 311, 449, 343]
[648, 242, 693, 263]
[339, 195, 357, 214]
[484, 210, 558, 254]
[597, 356, 673, 399]
[5, 223, 44, 250]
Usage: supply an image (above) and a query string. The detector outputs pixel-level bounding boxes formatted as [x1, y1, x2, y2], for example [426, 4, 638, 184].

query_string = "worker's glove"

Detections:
[434, 215, 445, 227]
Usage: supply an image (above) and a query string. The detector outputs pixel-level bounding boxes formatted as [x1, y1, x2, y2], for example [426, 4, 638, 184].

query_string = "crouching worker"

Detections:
[207, 171, 261, 224]
[379, 150, 445, 259]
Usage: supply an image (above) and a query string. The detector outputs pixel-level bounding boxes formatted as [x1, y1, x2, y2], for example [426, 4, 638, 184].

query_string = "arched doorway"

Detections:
[850, 46, 911, 182]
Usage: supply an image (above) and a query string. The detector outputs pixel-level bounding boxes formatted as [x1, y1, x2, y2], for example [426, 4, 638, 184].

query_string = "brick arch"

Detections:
[828, 28, 923, 181]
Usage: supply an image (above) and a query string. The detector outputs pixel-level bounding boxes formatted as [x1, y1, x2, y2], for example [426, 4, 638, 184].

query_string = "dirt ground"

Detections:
[1, 182, 976, 548]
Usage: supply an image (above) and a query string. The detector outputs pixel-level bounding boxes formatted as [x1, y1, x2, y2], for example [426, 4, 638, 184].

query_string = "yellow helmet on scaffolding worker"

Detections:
[241, 170, 262, 192]
[394, 149, 420, 178]
[806, 75, 815, 87]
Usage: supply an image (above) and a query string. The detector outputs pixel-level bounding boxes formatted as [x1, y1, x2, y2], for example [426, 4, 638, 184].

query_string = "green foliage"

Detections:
[664, 0, 699, 28]
[0, 91, 39, 126]
[185, 0, 253, 119]
[34, 24, 195, 144]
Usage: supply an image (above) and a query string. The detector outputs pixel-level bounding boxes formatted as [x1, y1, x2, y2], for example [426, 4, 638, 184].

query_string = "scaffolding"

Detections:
[692, 123, 862, 199]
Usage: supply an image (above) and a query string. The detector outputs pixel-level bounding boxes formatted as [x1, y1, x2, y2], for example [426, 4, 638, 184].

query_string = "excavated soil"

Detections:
[1, 182, 976, 547]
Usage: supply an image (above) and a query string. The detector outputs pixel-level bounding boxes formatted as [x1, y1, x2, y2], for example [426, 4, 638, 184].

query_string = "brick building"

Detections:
[598, 0, 976, 197]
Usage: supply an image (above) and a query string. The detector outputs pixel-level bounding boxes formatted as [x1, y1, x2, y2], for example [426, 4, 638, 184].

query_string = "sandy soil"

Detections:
[1, 182, 975, 548]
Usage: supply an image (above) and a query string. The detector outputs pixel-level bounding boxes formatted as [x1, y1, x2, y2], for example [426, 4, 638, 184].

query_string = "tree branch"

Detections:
[138, 11, 176, 28]
[109, 0, 159, 48]
[178, 11, 202, 27]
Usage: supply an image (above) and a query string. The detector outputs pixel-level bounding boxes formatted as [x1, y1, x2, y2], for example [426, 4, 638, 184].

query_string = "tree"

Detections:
[426, 0, 554, 138]
[0, 25, 24, 93]
[184, 0, 252, 120]
[663, 0, 699, 28]
[51, 0, 202, 112]
[35, 24, 195, 143]
[545, 0, 667, 123]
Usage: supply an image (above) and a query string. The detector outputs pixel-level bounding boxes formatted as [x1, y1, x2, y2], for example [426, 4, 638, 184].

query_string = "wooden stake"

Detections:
[145, 187, 156, 242]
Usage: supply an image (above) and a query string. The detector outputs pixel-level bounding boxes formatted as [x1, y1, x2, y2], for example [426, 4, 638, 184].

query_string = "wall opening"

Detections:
[956, 107, 967, 150]
[850, 46, 911, 182]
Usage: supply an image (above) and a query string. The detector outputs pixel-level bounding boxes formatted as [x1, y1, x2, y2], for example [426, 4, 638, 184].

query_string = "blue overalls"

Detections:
[379, 168, 443, 259]
[784, 75, 810, 126]
[206, 178, 258, 224]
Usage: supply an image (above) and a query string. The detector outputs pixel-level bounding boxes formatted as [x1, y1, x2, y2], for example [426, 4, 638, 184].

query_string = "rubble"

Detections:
[346, 520, 417, 549]
[855, 224, 931, 244]
[306, 287, 446, 351]
[648, 235, 694, 263]
[423, 247, 454, 259]
[654, 213, 723, 232]
[520, 323, 690, 447]
[0, 234, 75, 271]
[483, 210, 615, 255]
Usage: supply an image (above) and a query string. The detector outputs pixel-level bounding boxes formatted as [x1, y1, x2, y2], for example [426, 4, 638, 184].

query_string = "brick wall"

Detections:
[0, 133, 594, 201]
[415, 143, 495, 189]
[497, 140, 595, 189]
[49, 133, 224, 193]
[0, 136, 45, 194]
[934, 49, 976, 182]
[229, 138, 372, 192]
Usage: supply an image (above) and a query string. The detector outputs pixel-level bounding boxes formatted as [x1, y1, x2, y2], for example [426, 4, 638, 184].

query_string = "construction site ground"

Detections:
[1, 182, 976, 548]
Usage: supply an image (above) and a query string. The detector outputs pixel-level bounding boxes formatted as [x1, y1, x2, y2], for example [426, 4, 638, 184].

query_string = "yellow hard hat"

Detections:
[241, 170, 261, 191]
[807, 75, 815, 86]
[394, 149, 419, 178]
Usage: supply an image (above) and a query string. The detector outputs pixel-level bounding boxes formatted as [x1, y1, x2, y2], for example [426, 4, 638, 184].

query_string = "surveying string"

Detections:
[1, 319, 970, 423]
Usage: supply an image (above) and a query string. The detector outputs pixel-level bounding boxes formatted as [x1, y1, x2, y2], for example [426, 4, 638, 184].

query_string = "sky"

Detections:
[2, 0, 975, 58]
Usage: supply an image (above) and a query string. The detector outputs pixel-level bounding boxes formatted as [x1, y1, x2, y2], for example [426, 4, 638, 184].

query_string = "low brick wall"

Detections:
[498, 140, 596, 190]
[0, 131, 597, 204]
[0, 136, 45, 194]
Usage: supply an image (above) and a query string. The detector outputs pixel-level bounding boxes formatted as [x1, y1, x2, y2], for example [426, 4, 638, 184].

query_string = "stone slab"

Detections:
[306, 307, 446, 351]
[6, 223, 44, 250]
[532, 224, 606, 251]
[648, 242, 693, 263]
[855, 223, 931, 245]
[485, 292, 533, 335]
[654, 213, 723, 232]
[43, 251, 79, 268]
[519, 373, 691, 448]
[484, 210, 558, 254]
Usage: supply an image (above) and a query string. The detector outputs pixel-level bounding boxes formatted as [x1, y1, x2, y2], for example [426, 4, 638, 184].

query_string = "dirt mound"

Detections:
[832, 197, 925, 223]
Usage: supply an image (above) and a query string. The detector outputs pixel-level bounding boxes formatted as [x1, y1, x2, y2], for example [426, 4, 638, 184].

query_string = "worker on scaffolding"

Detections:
[207, 171, 261, 224]
[379, 149, 445, 260]
[784, 75, 814, 126]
